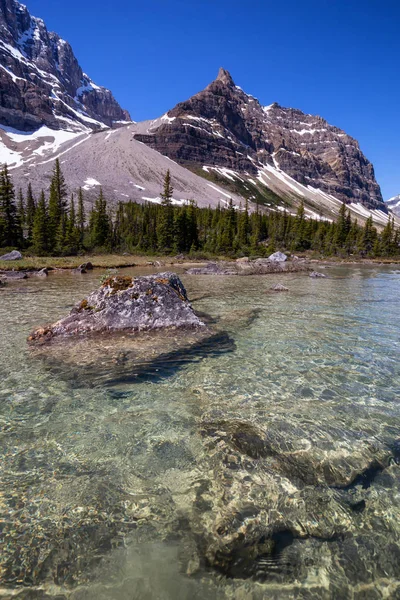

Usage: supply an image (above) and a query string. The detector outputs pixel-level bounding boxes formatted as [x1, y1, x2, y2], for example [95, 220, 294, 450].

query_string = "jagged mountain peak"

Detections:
[134, 69, 385, 212]
[0, 0, 131, 132]
[214, 67, 235, 87]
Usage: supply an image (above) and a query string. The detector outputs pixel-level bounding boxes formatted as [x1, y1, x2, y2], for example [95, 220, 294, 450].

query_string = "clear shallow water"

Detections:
[0, 265, 399, 599]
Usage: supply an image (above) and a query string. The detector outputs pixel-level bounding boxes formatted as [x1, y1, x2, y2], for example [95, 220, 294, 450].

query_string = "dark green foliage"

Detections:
[0, 164, 22, 247]
[32, 191, 48, 255]
[157, 170, 174, 251]
[77, 187, 86, 249]
[89, 188, 111, 249]
[0, 162, 399, 259]
[48, 159, 67, 251]
[25, 183, 36, 245]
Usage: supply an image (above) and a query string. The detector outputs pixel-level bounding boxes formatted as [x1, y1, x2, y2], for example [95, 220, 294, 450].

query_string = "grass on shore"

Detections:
[0, 254, 158, 271]
[1, 252, 400, 272]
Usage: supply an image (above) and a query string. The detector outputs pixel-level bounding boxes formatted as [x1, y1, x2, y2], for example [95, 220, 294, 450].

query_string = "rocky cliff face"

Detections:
[0, 0, 130, 131]
[135, 68, 384, 210]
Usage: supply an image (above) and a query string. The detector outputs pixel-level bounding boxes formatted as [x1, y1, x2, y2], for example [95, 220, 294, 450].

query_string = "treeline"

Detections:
[0, 162, 399, 258]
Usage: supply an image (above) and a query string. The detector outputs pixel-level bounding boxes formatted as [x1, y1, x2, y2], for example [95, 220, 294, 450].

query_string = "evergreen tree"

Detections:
[77, 187, 86, 249]
[48, 159, 67, 250]
[160, 169, 173, 204]
[32, 191, 48, 255]
[26, 183, 36, 245]
[0, 165, 22, 247]
[89, 188, 111, 248]
[17, 189, 25, 230]
[237, 199, 250, 248]
[157, 170, 174, 251]
[220, 199, 236, 252]
[359, 216, 377, 256]
[187, 199, 199, 251]
[334, 202, 350, 252]
[65, 195, 80, 254]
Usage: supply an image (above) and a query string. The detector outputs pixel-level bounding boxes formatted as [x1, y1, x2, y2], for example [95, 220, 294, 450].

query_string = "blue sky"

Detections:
[27, 0, 400, 199]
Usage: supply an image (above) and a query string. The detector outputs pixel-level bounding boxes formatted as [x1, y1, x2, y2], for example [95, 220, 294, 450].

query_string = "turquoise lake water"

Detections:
[0, 264, 399, 599]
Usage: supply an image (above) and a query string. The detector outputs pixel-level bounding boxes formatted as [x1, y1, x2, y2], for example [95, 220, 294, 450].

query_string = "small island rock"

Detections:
[28, 272, 205, 342]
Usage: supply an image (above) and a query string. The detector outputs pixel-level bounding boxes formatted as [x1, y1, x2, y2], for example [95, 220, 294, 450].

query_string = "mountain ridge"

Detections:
[134, 67, 385, 212]
[0, 0, 130, 132]
[0, 4, 397, 227]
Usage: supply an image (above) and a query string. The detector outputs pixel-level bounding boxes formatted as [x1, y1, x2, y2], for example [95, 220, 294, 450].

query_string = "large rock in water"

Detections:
[28, 273, 205, 342]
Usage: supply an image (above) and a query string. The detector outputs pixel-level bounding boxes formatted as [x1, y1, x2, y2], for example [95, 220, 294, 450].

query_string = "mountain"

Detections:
[134, 68, 385, 212]
[6, 125, 245, 208]
[0, 0, 130, 133]
[0, 4, 394, 225]
[386, 195, 400, 217]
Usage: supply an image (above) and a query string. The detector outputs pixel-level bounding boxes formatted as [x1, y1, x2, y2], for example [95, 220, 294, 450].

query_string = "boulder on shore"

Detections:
[0, 250, 22, 261]
[268, 251, 287, 262]
[28, 272, 205, 342]
[187, 259, 310, 276]
[0, 270, 28, 280]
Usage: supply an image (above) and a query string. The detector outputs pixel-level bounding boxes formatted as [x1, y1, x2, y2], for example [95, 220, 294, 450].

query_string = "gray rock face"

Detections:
[28, 272, 205, 341]
[0, 0, 130, 131]
[135, 68, 384, 210]
[268, 251, 287, 262]
[0, 250, 22, 260]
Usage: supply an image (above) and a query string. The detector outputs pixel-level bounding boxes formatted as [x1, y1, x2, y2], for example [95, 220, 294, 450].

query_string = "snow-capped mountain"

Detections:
[0, 3, 395, 226]
[385, 195, 400, 217]
[135, 68, 385, 212]
[0, 0, 130, 134]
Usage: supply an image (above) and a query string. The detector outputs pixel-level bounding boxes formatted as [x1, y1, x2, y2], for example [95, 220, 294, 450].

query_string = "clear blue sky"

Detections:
[27, 0, 400, 199]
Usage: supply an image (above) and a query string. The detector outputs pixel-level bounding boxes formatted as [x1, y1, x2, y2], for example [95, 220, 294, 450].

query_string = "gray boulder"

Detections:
[36, 268, 48, 278]
[28, 272, 205, 342]
[310, 271, 327, 278]
[0, 270, 28, 279]
[268, 251, 287, 262]
[79, 262, 93, 271]
[0, 250, 22, 261]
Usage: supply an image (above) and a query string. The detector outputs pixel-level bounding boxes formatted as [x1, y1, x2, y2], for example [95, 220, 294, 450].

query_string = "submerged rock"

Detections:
[310, 271, 327, 278]
[271, 284, 289, 292]
[28, 272, 205, 342]
[196, 414, 400, 585]
[0, 250, 22, 260]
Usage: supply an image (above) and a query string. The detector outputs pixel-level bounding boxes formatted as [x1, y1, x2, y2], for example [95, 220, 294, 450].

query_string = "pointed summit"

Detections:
[215, 67, 235, 87]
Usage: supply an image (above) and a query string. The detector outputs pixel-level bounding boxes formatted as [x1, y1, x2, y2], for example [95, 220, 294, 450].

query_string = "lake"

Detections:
[0, 264, 399, 599]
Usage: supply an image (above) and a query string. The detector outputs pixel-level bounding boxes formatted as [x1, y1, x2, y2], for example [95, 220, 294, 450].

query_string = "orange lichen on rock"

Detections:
[102, 276, 134, 295]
